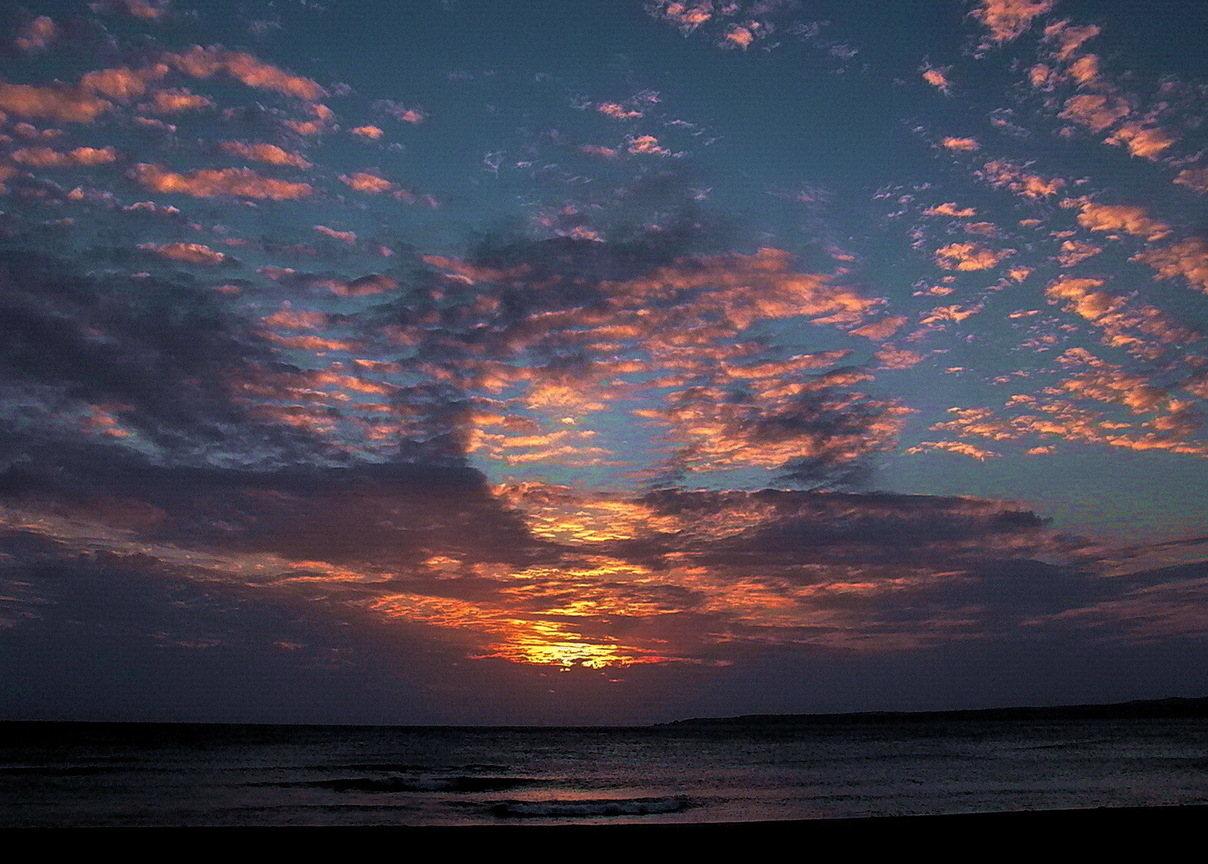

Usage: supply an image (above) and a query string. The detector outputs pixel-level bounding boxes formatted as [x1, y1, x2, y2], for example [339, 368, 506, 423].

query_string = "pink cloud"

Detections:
[0, 83, 111, 123]
[971, 0, 1055, 43]
[10, 146, 118, 167]
[941, 137, 980, 152]
[934, 242, 1014, 271]
[133, 163, 313, 199]
[14, 16, 58, 53]
[314, 225, 357, 244]
[340, 172, 394, 193]
[138, 241, 227, 264]
[219, 141, 312, 168]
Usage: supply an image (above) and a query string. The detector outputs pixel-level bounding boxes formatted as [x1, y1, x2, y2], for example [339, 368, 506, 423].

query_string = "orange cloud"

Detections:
[1043, 20, 1100, 61]
[14, 15, 58, 53]
[627, 134, 671, 156]
[921, 65, 952, 94]
[979, 160, 1064, 198]
[351, 125, 384, 139]
[1055, 239, 1101, 268]
[926, 402, 1208, 457]
[920, 304, 983, 326]
[874, 346, 926, 370]
[142, 88, 214, 113]
[340, 172, 393, 193]
[971, 0, 1055, 43]
[647, 1, 713, 34]
[1060, 93, 1131, 133]
[924, 202, 977, 217]
[314, 225, 357, 244]
[166, 46, 325, 101]
[850, 316, 907, 341]
[10, 146, 118, 167]
[1133, 238, 1208, 295]
[79, 65, 168, 102]
[93, 0, 169, 19]
[219, 141, 311, 168]
[579, 145, 619, 158]
[133, 163, 313, 199]
[941, 137, 980, 152]
[934, 242, 1014, 271]
[1075, 201, 1170, 241]
[723, 24, 756, 49]
[263, 303, 329, 330]
[1067, 54, 1101, 85]
[1045, 276, 1117, 320]
[1106, 123, 1176, 160]
[1045, 277, 1197, 358]
[328, 274, 398, 296]
[0, 82, 111, 123]
[906, 441, 999, 460]
[138, 241, 227, 264]
[597, 102, 642, 119]
[1174, 168, 1208, 194]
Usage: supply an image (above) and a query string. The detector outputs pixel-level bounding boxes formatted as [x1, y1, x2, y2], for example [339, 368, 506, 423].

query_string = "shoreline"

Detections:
[8, 803, 1206, 833]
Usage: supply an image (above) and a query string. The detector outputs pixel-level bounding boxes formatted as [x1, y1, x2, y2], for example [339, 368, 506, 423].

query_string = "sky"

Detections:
[0, 0, 1206, 725]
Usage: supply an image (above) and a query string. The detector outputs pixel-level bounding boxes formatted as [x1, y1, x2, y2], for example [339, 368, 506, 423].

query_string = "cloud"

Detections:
[351, 125, 384, 139]
[1174, 168, 1208, 194]
[314, 225, 357, 244]
[1133, 238, 1208, 295]
[934, 242, 1014, 271]
[0, 82, 111, 123]
[141, 88, 215, 113]
[79, 65, 168, 102]
[941, 137, 980, 152]
[850, 317, 908, 341]
[91, 0, 170, 19]
[597, 102, 643, 119]
[138, 242, 228, 265]
[9, 146, 118, 167]
[376, 101, 426, 123]
[627, 134, 672, 156]
[923, 202, 978, 218]
[133, 163, 314, 199]
[219, 141, 312, 168]
[0, 249, 307, 460]
[907, 440, 1000, 461]
[1106, 122, 1177, 160]
[921, 64, 952, 94]
[328, 274, 398, 296]
[340, 172, 394, 193]
[971, 0, 1055, 43]
[166, 46, 325, 101]
[1060, 93, 1131, 133]
[13, 15, 58, 53]
[645, 1, 714, 35]
[978, 160, 1064, 198]
[1074, 201, 1171, 241]
[1044, 278, 1197, 358]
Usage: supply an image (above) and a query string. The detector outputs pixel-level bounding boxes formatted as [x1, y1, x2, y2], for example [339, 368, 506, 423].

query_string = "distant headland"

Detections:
[662, 696, 1208, 727]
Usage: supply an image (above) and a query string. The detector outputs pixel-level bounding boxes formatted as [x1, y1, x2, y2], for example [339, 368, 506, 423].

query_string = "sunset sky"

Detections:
[1, 0, 1206, 725]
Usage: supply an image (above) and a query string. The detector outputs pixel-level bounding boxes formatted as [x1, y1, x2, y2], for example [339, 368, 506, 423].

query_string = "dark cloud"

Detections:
[0, 249, 309, 460]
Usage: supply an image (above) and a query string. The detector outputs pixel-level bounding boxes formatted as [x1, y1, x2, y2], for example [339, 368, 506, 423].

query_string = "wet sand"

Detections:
[12, 804, 1206, 851]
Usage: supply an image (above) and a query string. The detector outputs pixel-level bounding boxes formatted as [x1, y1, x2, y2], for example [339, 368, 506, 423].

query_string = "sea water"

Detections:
[2, 719, 1205, 826]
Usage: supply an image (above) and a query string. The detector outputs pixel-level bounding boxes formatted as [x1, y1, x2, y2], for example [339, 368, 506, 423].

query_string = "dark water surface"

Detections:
[2, 718, 1205, 826]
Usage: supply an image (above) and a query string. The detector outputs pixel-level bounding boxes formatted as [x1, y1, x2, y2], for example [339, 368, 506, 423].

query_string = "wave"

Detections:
[299, 775, 541, 793]
[489, 796, 694, 819]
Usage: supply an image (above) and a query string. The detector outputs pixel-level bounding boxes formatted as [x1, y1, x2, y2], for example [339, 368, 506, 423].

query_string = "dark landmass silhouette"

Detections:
[662, 696, 1208, 726]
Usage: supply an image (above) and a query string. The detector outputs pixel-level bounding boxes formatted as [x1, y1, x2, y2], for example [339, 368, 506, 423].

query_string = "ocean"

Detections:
[2, 717, 1205, 827]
